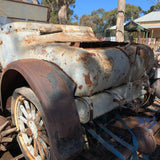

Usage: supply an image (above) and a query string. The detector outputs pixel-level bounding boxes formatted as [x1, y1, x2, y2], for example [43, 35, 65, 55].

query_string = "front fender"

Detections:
[1, 59, 83, 160]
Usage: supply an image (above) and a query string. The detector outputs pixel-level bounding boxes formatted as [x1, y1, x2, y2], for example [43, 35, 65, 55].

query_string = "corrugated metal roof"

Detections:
[135, 11, 160, 22]
[145, 25, 160, 29]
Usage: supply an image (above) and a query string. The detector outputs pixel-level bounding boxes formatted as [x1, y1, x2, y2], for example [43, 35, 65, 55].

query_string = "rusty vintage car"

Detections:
[0, 1, 160, 160]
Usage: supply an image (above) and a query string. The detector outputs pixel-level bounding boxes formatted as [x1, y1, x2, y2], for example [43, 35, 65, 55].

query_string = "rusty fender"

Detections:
[1, 59, 83, 160]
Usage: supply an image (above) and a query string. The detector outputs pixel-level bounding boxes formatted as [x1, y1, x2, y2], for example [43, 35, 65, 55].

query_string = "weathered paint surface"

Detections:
[75, 75, 149, 123]
[0, 22, 154, 97]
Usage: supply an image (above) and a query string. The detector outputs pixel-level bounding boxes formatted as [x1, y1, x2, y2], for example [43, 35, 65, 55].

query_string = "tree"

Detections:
[147, 2, 160, 13]
[41, 0, 58, 23]
[56, 0, 75, 24]
[79, 8, 106, 35]
[41, 0, 75, 24]
[102, 8, 118, 27]
[125, 4, 143, 21]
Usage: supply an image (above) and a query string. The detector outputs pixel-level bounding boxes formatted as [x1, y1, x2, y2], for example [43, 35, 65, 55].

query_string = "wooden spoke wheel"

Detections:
[11, 87, 50, 160]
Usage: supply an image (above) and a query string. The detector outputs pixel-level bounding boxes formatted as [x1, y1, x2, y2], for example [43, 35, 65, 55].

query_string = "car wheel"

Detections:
[11, 87, 50, 160]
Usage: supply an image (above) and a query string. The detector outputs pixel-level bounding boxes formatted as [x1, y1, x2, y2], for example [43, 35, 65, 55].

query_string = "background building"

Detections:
[135, 10, 160, 41]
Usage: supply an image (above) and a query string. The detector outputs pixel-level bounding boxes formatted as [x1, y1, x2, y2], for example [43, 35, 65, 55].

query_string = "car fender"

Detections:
[1, 59, 83, 160]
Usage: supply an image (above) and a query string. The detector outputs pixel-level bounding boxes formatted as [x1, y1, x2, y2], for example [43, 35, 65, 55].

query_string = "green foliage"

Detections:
[49, 11, 59, 24]
[125, 4, 142, 21]
[147, 2, 160, 13]
[66, 0, 76, 24]
[41, 0, 58, 23]
[102, 8, 117, 26]
[79, 8, 106, 34]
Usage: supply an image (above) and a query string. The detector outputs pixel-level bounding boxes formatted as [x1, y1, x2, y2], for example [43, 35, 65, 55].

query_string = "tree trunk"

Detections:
[58, 4, 68, 24]
[116, 0, 126, 42]
[32, 0, 39, 4]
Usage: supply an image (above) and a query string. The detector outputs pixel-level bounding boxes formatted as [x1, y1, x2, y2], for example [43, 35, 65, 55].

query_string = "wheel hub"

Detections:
[28, 120, 38, 139]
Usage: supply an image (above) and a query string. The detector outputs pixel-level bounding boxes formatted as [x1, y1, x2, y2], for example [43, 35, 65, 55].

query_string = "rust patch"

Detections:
[77, 52, 96, 64]
[62, 53, 64, 56]
[79, 85, 83, 90]
[97, 53, 103, 61]
[77, 54, 89, 65]
[14, 29, 18, 32]
[41, 49, 47, 54]
[25, 36, 36, 45]
[81, 56, 88, 64]
[102, 57, 114, 72]
[77, 52, 96, 65]
[81, 55, 88, 62]
[93, 76, 97, 80]
[14, 27, 23, 32]
[83, 73, 93, 88]
[102, 57, 113, 79]
[139, 47, 151, 69]
[6, 31, 10, 35]
[0, 41, 3, 45]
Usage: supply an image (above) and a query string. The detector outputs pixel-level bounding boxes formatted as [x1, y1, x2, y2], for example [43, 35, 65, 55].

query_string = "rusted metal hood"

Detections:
[0, 22, 154, 97]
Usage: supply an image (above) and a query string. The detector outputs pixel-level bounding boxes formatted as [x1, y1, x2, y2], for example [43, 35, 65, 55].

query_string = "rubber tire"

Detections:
[11, 87, 50, 160]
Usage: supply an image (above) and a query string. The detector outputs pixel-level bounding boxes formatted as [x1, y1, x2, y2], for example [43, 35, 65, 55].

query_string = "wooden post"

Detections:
[143, 32, 145, 44]
[151, 29, 154, 39]
[116, 0, 126, 42]
[145, 31, 148, 44]
[138, 29, 141, 43]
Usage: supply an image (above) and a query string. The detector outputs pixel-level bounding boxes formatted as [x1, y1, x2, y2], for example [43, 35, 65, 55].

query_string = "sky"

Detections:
[74, 0, 157, 18]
